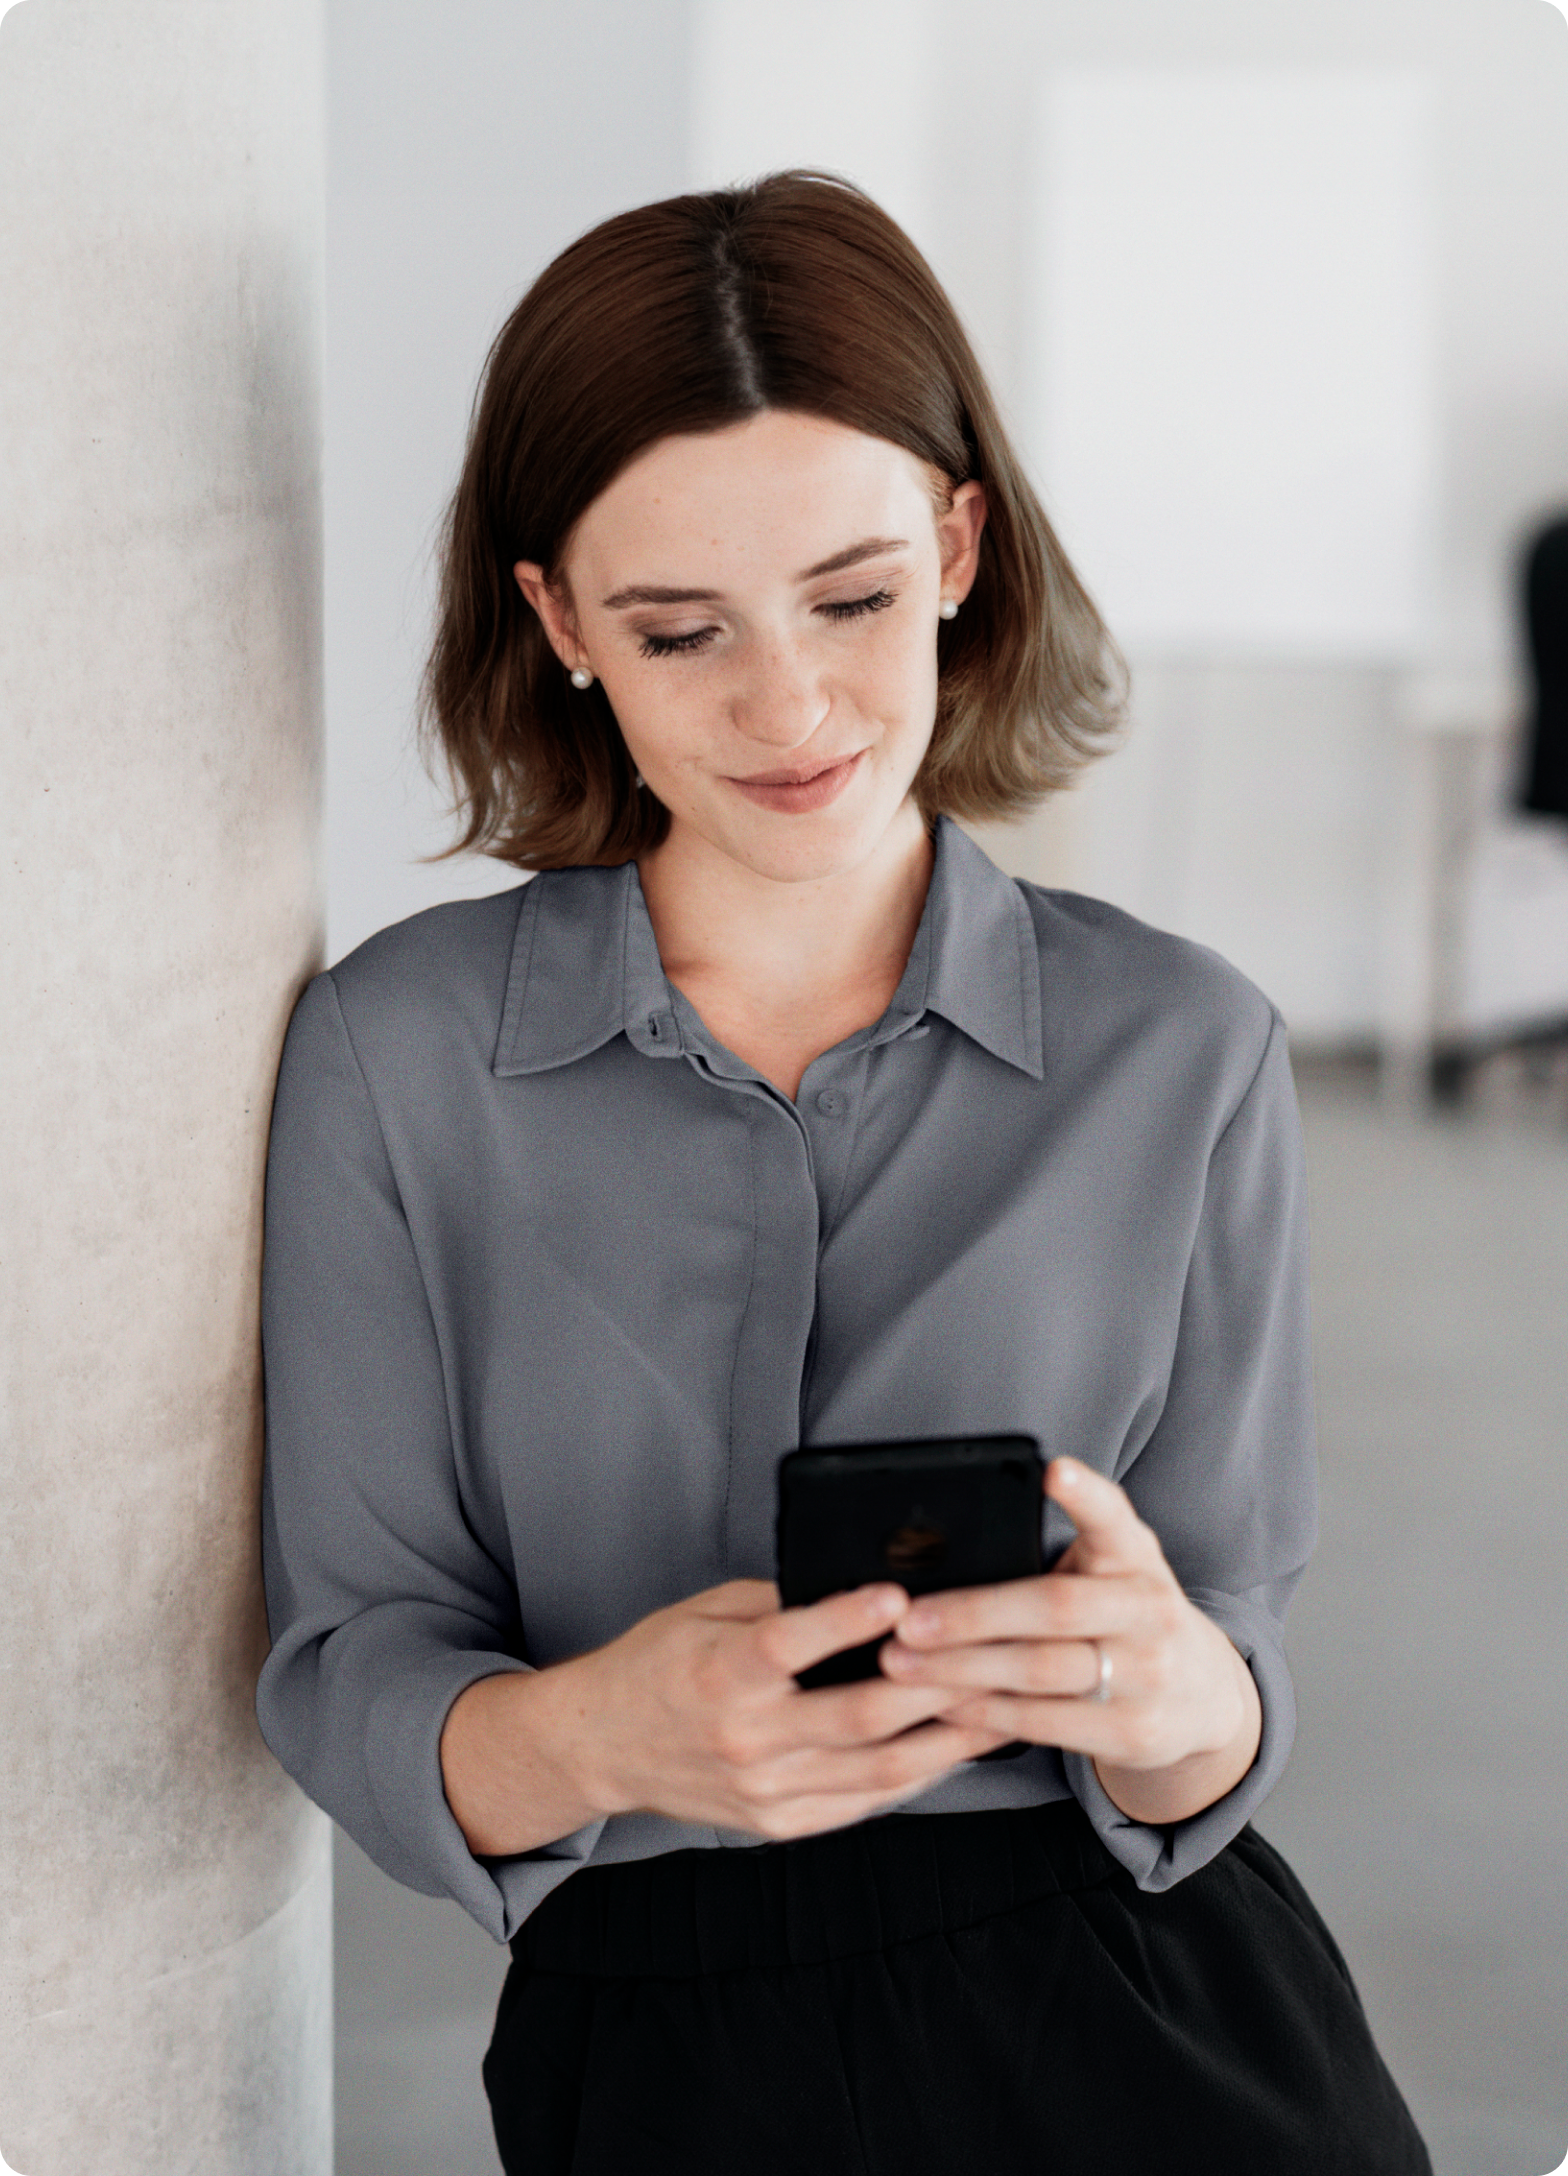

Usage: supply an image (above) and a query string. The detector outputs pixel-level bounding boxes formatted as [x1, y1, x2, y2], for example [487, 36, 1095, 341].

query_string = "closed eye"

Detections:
[637, 586, 899, 660]
[639, 625, 718, 658]
[820, 587, 897, 622]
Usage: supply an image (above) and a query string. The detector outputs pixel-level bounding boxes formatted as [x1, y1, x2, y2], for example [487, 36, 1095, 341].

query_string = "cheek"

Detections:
[598, 672, 699, 775]
[858, 613, 939, 726]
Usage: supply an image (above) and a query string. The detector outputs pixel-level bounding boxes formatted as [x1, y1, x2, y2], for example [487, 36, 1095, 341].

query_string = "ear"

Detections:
[935, 480, 987, 605]
[513, 561, 591, 675]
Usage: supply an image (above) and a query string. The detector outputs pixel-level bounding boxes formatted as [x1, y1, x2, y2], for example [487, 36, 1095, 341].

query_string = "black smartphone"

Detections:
[775, 1433, 1045, 1691]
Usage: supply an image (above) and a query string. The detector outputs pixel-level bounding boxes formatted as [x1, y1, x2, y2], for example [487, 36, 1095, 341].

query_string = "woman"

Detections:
[256, 171, 1431, 2173]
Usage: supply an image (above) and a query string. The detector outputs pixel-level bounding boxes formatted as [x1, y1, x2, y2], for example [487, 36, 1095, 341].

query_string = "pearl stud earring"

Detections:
[938, 597, 959, 621]
[569, 666, 593, 689]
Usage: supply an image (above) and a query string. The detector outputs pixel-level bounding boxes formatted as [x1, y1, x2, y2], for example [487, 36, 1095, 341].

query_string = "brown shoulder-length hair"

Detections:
[418, 169, 1126, 869]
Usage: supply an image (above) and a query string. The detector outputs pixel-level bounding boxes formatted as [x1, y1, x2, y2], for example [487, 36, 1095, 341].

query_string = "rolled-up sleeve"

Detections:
[1059, 1007, 1318, 1889]
[254, 970, 602, 1941]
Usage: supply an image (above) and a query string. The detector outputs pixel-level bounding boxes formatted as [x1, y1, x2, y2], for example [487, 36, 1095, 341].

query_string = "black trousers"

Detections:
[483, 1798, 1432, 2175]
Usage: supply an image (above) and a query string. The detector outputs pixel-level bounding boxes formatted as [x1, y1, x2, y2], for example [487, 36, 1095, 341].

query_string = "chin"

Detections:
[722, 806, 901, 885]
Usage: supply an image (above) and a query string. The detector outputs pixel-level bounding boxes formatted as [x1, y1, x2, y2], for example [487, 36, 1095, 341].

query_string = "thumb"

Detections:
[1046, 1457, 1163, 1576]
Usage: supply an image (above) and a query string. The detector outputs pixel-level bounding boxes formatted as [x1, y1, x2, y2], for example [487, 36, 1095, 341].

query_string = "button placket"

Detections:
[799, 1049, 872, 1242]
[709, 1080, 818, 1578]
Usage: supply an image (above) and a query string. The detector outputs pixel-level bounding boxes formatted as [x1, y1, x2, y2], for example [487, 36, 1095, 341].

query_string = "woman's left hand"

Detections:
[879, 1456, 1263, 1826]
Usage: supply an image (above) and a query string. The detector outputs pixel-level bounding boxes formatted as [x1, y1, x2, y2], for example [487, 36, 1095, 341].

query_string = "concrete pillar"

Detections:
[0, 4, 330, 2171]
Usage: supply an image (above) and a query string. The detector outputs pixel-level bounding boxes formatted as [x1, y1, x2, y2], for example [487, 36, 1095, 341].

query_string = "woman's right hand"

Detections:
[440, 1579, 1012, 1858]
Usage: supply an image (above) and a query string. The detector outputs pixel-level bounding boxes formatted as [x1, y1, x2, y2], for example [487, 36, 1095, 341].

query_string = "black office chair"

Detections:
[1520, 516, 1568, 819]
[1429, 512, 1568, 1104]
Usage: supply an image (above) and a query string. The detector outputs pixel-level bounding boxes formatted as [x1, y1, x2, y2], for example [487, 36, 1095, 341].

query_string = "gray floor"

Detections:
[334, 1055, 1568, 2176]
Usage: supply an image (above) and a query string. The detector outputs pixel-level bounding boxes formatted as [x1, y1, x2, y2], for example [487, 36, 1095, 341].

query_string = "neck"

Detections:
[635, 803, 936, 1092]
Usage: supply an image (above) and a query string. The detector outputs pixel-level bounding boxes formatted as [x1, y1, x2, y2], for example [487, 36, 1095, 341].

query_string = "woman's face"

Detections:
[515, 409, 986, 885]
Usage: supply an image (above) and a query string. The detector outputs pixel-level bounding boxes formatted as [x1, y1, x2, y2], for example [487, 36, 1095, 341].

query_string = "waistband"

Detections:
[511, 1797, 1117, 1979]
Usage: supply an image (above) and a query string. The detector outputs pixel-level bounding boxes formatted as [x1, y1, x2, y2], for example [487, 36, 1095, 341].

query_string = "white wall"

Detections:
[923, 0, 1568, 674]
[323, 0, 695, 963]
[1028, 66, 1438, 658]
[690, 0, 937, 238]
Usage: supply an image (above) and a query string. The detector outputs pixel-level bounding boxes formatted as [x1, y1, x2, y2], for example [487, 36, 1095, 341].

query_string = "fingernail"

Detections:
[1055, 1459, 1079, 1486]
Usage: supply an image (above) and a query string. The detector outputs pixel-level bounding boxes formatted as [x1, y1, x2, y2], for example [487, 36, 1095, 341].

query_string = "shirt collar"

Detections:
[492, 813, 1042, 1081]
[915, 816, 1044, 1078]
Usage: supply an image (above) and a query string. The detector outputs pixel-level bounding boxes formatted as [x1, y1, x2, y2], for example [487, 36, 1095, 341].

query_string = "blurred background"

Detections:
[321, 4, 1568, 2172]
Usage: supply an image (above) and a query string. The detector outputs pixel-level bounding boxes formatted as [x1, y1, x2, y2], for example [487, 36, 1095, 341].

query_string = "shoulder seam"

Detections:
[493, 880, 544, 1074]
[321, 970, 410, 1211]
[1212, 1001, 1288, 1154]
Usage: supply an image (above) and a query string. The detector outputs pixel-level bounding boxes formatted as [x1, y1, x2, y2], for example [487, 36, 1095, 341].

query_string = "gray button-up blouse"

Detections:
[256, 815, 1317, 1945]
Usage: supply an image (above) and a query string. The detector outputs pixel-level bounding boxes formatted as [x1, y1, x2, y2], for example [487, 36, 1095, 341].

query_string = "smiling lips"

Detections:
[727, 750, 865, 813]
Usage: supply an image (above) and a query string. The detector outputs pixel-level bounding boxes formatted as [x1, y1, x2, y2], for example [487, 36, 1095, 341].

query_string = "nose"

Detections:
[729, 628, 831, 749]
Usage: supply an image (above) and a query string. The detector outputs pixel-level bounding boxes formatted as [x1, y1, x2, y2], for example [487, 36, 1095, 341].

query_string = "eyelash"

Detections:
[637, 586, 898, 659]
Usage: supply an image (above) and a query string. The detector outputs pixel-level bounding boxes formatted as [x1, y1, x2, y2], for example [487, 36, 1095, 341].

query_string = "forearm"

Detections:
[439, 1659, 607, 1859]
[1091, 1638, 1262, 1826]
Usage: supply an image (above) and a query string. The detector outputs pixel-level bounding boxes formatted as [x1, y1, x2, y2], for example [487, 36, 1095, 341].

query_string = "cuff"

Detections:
[365, 1646, 604, 1944]
[1059, 1589, 1297, 1893]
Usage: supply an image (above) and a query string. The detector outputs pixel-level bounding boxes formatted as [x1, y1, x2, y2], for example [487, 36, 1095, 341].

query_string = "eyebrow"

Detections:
[801, 535, 910, 580]
[600, 536, 910, 610]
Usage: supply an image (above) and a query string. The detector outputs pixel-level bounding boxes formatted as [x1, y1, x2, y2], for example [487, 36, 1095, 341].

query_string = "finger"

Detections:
[741, 1718, 1014, 1822]
[740, 1755, 1000, 1842]
[786, 1674, 974, 1748]
[833, 1717, 1015, 1795]
[1044, 1458, 1166, 1576]
[892, 1569, 1147, 1649]
[684, 1578, 784, 1621]
[750, 1583, 909, 1680]
[940, 1691, 1137, 1757]
[881, 1635, 1105, 1699]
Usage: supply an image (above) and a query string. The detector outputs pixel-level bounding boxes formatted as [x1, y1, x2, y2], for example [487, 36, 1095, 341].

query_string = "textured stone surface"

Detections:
[0, 3, 330, 2169]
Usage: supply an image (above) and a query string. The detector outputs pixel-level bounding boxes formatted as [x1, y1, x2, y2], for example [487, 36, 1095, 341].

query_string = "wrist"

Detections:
[1188, 1630, 1258, 1759]
[440, 1657, 618, 1857]
[530, 1647, 635, 1822]
[1091, 1640, 1262, 1825]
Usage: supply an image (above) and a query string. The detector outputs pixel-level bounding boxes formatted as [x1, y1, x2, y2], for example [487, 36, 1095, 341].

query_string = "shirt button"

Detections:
[815, 1089, 845, 1116]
